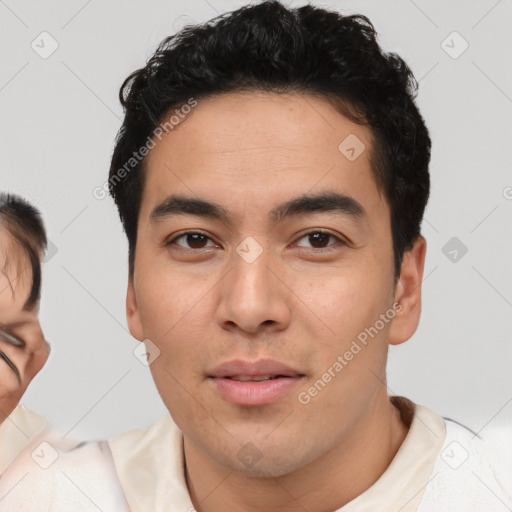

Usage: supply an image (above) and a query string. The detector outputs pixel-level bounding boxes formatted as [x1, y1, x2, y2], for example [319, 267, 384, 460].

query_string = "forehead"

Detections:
[141, 91, 387, 224]
[0, 227, 33, 313]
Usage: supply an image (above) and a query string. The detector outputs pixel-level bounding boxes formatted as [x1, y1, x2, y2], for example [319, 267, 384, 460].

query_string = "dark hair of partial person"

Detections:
[0, 193, 47, 309]
[109, 0, 431, 279]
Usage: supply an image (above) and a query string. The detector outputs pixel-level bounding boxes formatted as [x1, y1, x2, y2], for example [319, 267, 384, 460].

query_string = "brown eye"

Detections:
[296, 231, 343, 250]
[168, 232, 214, 250]
[186, 233, 209, 249]
[308, 232, 330, 248]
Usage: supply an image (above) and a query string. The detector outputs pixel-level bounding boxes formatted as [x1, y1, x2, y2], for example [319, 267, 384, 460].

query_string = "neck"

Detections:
[185, 392, 409, 512]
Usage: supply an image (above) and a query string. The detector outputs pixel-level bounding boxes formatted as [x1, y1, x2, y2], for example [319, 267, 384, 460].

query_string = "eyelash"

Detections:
[165, 230, 346, 252]
[0, 327, 25, 348]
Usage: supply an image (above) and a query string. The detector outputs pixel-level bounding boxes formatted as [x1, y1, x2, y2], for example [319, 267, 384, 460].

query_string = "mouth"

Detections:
[208, 359, 305, 406]
[223, 375, 293, 381]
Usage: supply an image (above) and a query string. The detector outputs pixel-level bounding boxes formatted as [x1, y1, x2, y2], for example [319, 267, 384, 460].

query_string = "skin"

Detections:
[0, 227, 49, 424]
[127, 91, 426, 511]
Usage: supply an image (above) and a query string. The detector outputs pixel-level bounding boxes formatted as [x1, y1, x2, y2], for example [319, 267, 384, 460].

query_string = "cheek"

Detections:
[295, 266, 374, 330]
[295, 263, 392, 368]
[137, 269, 208, 338]
[147, 330, 208, 433]
[136, 272, 209, 377]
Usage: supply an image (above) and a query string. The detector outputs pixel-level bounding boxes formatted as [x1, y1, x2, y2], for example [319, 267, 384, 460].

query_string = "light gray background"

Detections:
[1, 0, 511, 441]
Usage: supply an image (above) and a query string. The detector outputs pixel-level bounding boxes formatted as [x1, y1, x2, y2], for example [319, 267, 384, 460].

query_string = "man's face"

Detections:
[128, 92, 406, 476]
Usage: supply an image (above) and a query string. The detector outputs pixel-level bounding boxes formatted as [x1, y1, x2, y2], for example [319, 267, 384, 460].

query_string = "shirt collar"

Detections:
[108, 397, 446, 512]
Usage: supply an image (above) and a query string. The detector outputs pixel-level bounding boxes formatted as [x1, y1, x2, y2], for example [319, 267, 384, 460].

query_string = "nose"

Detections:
[216, 249, 291, 335]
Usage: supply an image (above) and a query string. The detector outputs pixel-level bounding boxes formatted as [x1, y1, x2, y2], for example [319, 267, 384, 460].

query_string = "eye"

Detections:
[166, 231, 217, 250]
[165, 230, 346, 252]
[0, 351, 22, 385]
[0, 327, 25, 348]
[295, 230, 345, 250]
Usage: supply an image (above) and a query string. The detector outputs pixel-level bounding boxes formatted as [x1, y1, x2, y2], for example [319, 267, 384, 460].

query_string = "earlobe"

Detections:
[388, 236, 427, 346]
[126, 273, 144, 341]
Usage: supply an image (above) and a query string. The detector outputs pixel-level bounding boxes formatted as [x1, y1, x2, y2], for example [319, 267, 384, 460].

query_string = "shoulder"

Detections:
[0, 404, 48, 473]
[0, 424, 130, 511]
[417, 416, 512, 512]
[108, 413, 194, 511]
[108, 412, 182, 461]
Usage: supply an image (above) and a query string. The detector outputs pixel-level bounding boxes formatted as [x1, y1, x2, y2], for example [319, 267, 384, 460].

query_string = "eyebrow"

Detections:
[150, 191, 366, 227]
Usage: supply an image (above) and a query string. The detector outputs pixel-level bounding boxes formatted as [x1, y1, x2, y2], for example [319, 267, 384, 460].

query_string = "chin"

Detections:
[241, 451, 319, 479]
[212, 439, 316, 479]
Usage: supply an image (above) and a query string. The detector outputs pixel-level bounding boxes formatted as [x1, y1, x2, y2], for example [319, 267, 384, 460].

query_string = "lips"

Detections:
[208, 358, 303, 379]
[208, 359, 305, 406]
[228, 375, 283, 381]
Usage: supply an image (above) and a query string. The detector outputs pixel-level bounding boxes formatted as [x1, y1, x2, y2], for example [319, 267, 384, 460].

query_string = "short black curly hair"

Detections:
[109, 0, 431, 278]
[0, 193, 47, 309]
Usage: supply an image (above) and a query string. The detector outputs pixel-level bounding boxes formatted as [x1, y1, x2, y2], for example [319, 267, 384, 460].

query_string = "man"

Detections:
[1, 1, 510, 510]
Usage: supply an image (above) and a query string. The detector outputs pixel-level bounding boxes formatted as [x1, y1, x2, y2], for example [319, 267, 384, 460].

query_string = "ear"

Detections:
[126, 272, 144, 341]
[388, 236, 427, 346]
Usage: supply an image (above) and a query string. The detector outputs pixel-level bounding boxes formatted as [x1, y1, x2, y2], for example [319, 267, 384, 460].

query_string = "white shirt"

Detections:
[0, 397, 510, 511]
